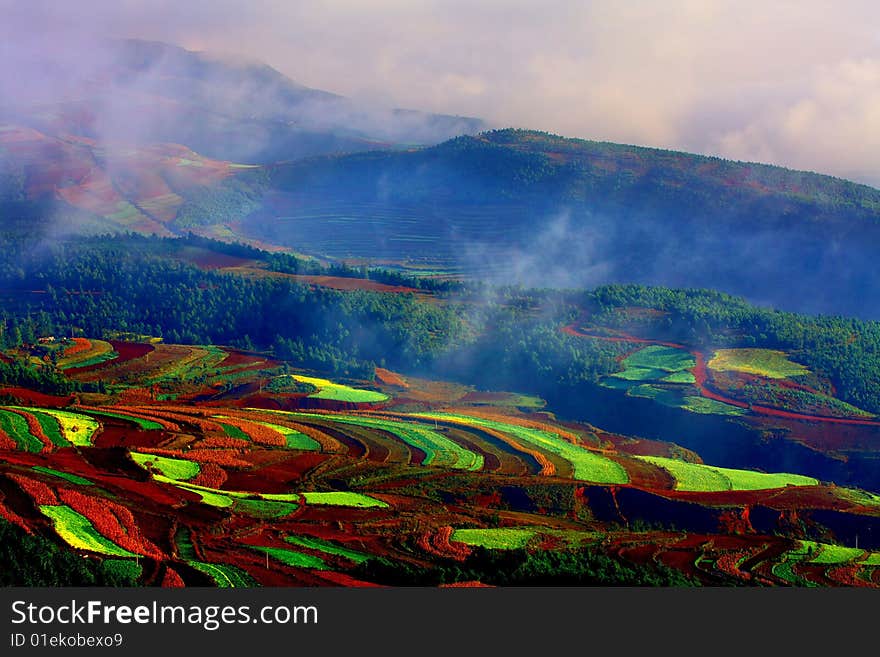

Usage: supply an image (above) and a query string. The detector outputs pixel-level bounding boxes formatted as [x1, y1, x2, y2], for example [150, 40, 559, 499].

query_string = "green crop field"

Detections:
[807, 542, 865, 564]
[661, 371, 697, 384]
[681, 396, 746, 416]
[412, 412, 628, 484]
[255, 421, 320, 450]
[21, 408, 100, 446]
[189, 562, 256, 587]
[39, 505, 136, 557]
[771, 542, 817, 586]
[102, 559, 143, 583]
[30, 411, 69, 447]
[624, 386, 745, 416]
[301, 492, 388, 508]
[635, 455, 818, 491]
[32, 466, 94, 486]
[609, 346, 694, 384]
[253, 546, 327, 569]
[284, 536, 370, 563]
[451, 528, 538, 549]
[131, 452, 200, 481]
[708, 349, 810, 379]
[154, 475, 302, 510]
[623, 346, 695, 372]
[231, 498, 299, 519]
[610, 367, 669, 381]
[218, 422, 250, 440]
[283, 411, 482, 470]
[0, 409, 42, 451]
[291, 375, 390, 403]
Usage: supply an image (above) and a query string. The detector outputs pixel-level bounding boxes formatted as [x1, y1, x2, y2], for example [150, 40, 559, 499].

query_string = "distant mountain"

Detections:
[240, 129, 880, 317]
[0, 39, 485, 163]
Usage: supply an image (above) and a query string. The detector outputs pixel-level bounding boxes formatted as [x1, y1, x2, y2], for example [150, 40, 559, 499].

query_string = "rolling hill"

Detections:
[240, 129, 880, 318]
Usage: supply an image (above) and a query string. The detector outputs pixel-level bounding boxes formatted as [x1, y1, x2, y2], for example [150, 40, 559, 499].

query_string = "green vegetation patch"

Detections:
[284, 535, 370, 563]
[771, 542, 817, 587]
[23, 408, 99, 446]
[807, 542, 865, 565]
[102, 559, 143, 583]
[610, 367, 669, 381]
[252, 546, 327, 569]
[862, 553, 880, 566]
[30, 411, 69, 447]
[285, 411, 482, 471]
[39, 505, 136, 557]
[661, 371, 696, 384]
[231, 498, 299, 519]
[292, 375, 390, 403]
[32, 466, 94, 486]
[131, 452, 200, 481]
[413, 412, 628, 484]
[255, 421, 320, 451]
[189, 562, 256, 587]
[635, 455, 818, 492]
[451, 528, 538, 550]
[154, 476, 301, 511]
[681, 396, 747, 416]
[623, 345, 695, 372]
[0, 409, 43, 452]
[709, 349, 810, 379]
[301, 491, 388, 508]
[218, 422, 249, 441]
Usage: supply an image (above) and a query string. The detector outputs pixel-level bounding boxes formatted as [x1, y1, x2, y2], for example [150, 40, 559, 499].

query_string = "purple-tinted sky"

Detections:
[2, 0, 879, 186]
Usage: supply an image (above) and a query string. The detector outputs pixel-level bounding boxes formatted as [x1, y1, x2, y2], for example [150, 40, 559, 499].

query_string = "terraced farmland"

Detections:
[411, 412, 628, 483]
[634, 456, 819, 492]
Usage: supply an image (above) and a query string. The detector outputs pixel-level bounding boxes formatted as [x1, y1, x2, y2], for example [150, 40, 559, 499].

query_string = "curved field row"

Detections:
[143, 345, 228, 384]
[300, 492, 389, 508]
[7, 409, 54, 451]
[451, 528, 537, 550]
[285, 535, 370, 563]
[11, 407, 99, 446]
[39, 505, 137, 557]
[153, 475, 301, 515]
[129, 408, 227, 434]
[708, 349, 809, 380]
[31, 466, 94, 486]
[440, 408, 585, 445]
[420, 418, 555, 476]
[188, 562, 256, 587]
[58, 338, 118, 371]
[131, 452, 200, 481]
[0, 408, 44, 452]
[203, 412, 317, 448]
[77, 407, 173, 431]
[205, 415, 286, 447]
[634, 455, 819, 492]
[56, 488, 164, 559]
[283, 412, 482, 471]
[255, 421, 320, 450]
[252, 546, 327, 570]
[290, 375, 390, 403]
[411, 412, 628, 484]
[26, 410, 69, 447]
[235, 409, 343, 452]
[7, 473, 59, 504]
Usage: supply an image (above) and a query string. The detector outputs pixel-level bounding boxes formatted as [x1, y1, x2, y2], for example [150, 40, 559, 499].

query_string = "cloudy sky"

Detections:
[4, 0, 879, 185]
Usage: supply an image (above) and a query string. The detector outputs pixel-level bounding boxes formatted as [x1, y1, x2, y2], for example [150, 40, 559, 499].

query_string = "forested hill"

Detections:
[270, 129, 880, 220]
[246, 129, 880, 318]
